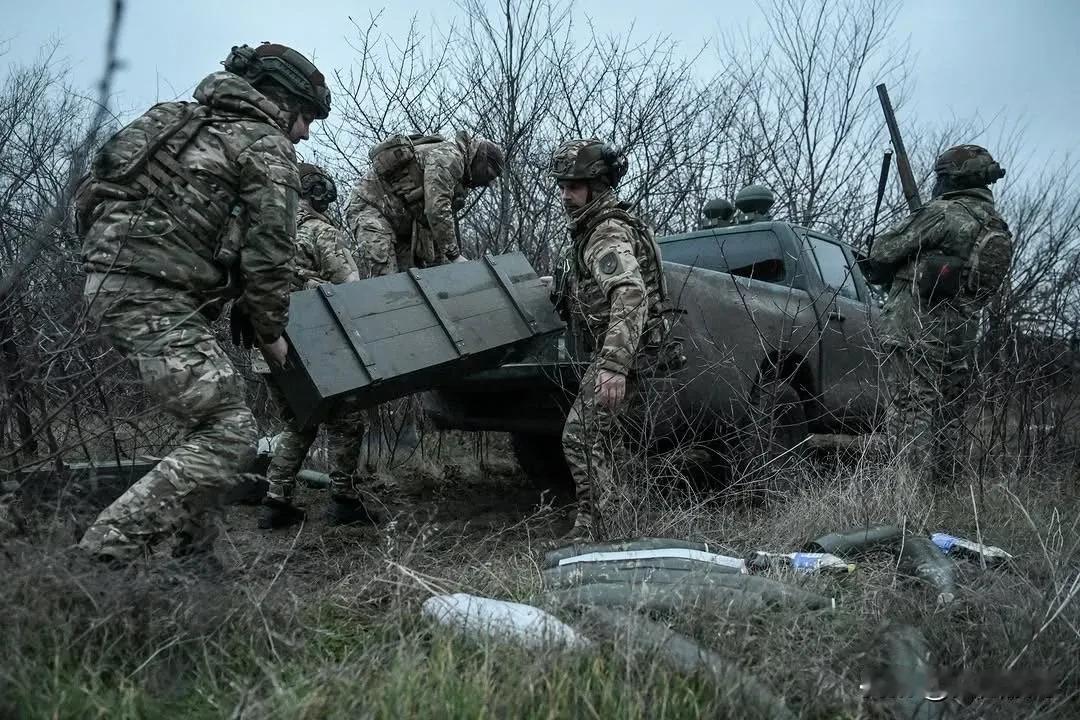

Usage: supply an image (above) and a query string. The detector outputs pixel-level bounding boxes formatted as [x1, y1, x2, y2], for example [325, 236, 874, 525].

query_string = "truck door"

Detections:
[802, 233, 881, 432]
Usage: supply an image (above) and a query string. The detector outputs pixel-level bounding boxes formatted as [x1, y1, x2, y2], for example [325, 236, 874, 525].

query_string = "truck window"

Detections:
[806, 235, 860, 301]
[661, 230, 788, 284]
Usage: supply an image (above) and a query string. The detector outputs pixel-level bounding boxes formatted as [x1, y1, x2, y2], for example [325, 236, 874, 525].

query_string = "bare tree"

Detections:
[721, 0, 909, 239]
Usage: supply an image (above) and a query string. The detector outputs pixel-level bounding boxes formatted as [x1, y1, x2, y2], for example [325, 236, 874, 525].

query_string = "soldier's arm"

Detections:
[865, 201, 948, 281]
[236, 133, 300, 342]
[585, 221, 648, 376]
[312, 222, 360, 284]
[422, 151, 465, 261]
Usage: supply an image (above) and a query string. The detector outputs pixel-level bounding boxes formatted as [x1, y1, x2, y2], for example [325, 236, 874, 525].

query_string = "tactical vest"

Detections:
[81, 101, 246, 267]
[571, 203, 683, 375]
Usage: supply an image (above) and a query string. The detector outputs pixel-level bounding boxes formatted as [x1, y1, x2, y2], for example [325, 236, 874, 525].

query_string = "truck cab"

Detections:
[423, 191, 883, 475]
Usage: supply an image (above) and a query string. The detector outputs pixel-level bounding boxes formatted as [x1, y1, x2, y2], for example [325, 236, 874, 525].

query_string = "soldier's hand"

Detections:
[229, 303, 256, 348]
[596, 370, 627, 411]
[261, 337, 289, 367]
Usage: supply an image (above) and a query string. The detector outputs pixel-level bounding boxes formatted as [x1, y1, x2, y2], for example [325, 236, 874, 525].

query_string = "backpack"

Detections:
[368, 133, 444, 185]
[914, 202, 1013, 305]
[964, 213, 1013, 299]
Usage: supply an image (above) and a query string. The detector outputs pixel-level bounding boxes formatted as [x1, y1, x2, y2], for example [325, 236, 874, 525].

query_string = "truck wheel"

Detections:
[733, 379, 810, 498]
[510, 432, 574, 493]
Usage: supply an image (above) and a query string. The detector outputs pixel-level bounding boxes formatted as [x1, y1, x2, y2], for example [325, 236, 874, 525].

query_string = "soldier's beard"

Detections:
[565, 187, 614, 225]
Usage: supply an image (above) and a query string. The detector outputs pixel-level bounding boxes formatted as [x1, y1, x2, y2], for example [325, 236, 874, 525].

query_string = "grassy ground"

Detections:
[1, 435, 1078, 719]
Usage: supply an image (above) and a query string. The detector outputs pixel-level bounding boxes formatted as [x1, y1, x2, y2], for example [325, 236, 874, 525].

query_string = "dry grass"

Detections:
[1, 433, 1078, 719]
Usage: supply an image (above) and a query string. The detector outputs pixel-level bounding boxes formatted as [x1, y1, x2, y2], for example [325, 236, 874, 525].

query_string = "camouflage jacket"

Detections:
[566, 192, 667, 376]
[292, 201, 359, 291]
[867, 187, 1003, 348]
[81, 71, 300, 342]
[346, 133, 472, 263]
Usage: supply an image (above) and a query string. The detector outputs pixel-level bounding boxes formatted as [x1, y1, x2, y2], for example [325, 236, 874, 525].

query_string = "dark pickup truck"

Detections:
[423, 216, 884, 480]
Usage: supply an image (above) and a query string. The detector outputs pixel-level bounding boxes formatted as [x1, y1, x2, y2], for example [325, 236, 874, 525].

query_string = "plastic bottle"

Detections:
[746, 551, 855, 574]
[931, 533, 1012, 566]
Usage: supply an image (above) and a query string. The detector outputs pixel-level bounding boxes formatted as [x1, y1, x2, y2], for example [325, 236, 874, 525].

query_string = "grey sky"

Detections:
[6, 0, 1079, 177]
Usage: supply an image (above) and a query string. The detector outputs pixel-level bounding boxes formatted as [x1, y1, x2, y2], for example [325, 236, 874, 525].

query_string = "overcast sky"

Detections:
[6, 0, 1079, 177]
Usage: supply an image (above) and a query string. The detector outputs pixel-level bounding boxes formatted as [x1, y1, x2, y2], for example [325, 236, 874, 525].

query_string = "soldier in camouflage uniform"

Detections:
[345, 132, 505, 450]
[257, 163, 383, 528]
[863, 145, 1011, 484]
[549, 139, 677, 542]
[345, 131, 505, 275]
[76, 43, 330, 565]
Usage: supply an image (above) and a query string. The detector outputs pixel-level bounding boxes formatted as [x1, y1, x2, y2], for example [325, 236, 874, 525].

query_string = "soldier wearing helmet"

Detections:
[549, 138, 679, 542]
[255, 163, 386, 529]
[345, 131, 505, 275]
[864, 144, 1012, 485]
[77, 43, 330, 567]
[344, 131, 504, 450]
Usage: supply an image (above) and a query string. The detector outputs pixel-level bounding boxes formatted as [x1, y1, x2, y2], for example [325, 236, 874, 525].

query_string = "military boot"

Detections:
[328, 495, 378, 526]
[257, 497, 306, 529]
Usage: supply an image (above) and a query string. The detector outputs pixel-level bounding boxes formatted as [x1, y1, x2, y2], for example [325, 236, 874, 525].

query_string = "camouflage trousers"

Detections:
[79, 275, 256, 562]
[562, 362, 636, 538]
[882, 341, 975, 484]
[350, 203, 414, 278]
[265, 381, 367, 501]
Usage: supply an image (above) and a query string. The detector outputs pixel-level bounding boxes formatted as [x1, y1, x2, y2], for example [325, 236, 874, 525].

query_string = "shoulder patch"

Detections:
[599, 251, 620, 275]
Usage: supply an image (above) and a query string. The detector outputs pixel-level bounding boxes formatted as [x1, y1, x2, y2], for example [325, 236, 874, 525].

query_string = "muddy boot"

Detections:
[328, 495, 377, 526]
[257, 497, 306, 529]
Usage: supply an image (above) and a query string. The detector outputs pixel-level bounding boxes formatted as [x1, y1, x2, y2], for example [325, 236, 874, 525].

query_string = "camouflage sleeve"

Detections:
[585, 220, 648, 376]
[237, 132, 300, 342]
[422, 149, 465, 261]
[311, 221, 359, 284]
[865, 201, 948, 282]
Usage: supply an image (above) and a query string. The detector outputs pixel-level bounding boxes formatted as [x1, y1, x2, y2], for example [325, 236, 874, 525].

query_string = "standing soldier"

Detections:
[863, 144, 1012, 484]
[258, 163, 378, 528]
[549, 138, 680, 542]
[345, 131, 505, 448]
[76, 43, 330, 565]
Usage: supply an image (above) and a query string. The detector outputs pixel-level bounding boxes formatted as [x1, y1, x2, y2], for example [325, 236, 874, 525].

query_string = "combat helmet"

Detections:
[224, 43, 331, 119]
[298, 162, 337, 210]
[549, 138, 629, 189]
[933, 144, 1005, 188]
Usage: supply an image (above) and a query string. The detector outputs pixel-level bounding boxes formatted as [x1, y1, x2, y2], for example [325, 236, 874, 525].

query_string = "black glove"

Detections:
[230, 302, 256, 348]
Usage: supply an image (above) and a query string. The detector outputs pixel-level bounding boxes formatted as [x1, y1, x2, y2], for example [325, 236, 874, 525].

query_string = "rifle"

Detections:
[876, 83, 922, 213]
[866, 149, 892, 254]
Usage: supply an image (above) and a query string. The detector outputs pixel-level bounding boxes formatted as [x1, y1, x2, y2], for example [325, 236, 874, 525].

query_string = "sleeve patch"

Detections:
[599, 251, 620, 275]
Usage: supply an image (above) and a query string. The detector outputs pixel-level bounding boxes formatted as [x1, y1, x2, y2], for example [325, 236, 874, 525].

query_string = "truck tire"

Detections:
[510, 432, 574, 492]
[732, 379, 809, 498]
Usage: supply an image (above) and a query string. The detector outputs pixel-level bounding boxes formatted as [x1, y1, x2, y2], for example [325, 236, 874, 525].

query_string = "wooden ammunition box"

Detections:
[271, 252, 564, 428]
